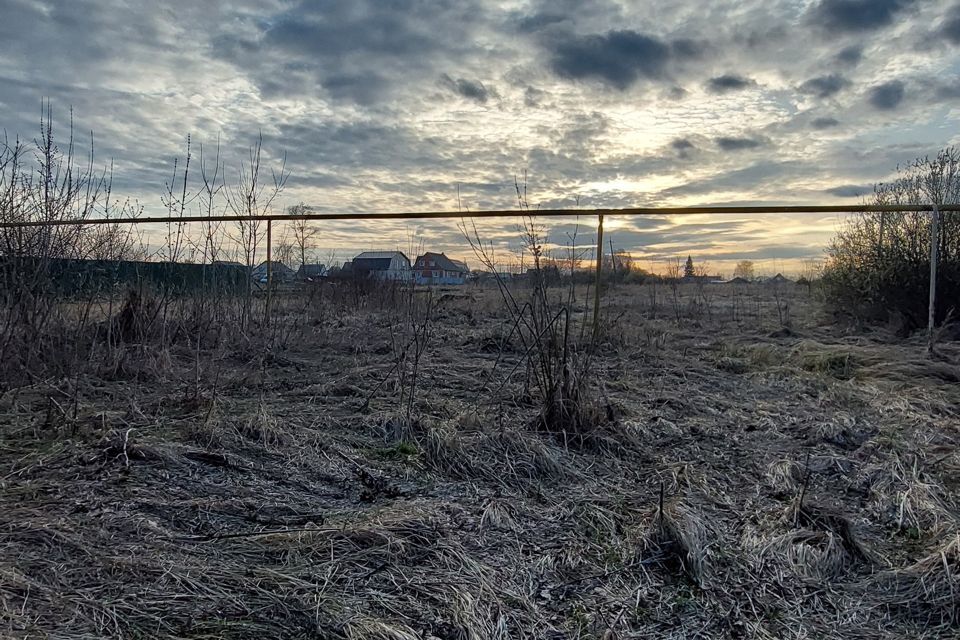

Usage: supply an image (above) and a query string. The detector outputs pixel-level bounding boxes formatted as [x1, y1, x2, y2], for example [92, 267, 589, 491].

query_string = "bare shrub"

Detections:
[822, 148, 960, 332]
[463, 209, 615, 450]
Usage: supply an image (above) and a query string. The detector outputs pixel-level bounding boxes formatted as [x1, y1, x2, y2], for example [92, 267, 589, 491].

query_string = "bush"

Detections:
[822, 148, 960, 332]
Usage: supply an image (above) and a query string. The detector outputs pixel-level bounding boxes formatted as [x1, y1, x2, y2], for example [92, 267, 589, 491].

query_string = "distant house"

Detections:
[724, 276, 751, 285]
[351, 251, 412, 281]
[766, 273, 793, 285]
[296, 263, 326, 281]
[251, 261, 295, 283]
[413, 252, 469, 285]
[521, 264, 561, 285]
[681, 273, 723, 284]
[470, 270, 513, 284]
[212, 260, 245, 268]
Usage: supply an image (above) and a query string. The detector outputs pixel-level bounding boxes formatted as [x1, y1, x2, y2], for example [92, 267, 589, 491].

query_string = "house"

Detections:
[413, 252, 469, 285]
[351, 251, 412, 281]
[724, 276, 751, 285]
[681, 273, 723, 284]
[251, 260, 295, 283]
[766, 273, 793, 285]
[296, 263, 326, 281]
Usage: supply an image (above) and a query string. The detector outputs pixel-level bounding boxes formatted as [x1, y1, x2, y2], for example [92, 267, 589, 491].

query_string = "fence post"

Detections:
[928, 204, 940, 354]
[593, 214, 604, 340]
[266, 218, 273, 327]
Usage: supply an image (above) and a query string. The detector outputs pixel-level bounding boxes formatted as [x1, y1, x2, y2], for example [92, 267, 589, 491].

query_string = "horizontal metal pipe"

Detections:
[0, 203, 956, 228]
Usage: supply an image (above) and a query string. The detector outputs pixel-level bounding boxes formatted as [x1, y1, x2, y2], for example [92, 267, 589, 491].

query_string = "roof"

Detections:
[415, 252, 468, 273]
[353, 257, 393, 271]
[354, 251, 409, 262]
[252, 261, 295, 276]
[297, 264, 326, 277]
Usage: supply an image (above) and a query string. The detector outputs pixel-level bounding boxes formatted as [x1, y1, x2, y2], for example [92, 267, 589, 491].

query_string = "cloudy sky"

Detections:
[2, 0, 959, 273]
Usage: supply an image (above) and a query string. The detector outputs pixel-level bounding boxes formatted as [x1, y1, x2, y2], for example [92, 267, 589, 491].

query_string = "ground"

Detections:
[1, 282, 958, 639]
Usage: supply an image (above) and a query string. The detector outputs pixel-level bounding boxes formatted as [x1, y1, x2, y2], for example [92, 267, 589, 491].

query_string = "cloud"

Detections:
[799, 74, 851, 98]
[209, 0, 485, 105]
[808, 0, 915, 34]
[547, 30, 701, 89]
[941, 5, 960, 45]
[935, 79, 960, 99]
[868, 80, 906, 110]
[811, 116, 841, 129]
[716, 137, 764, 151]
[440, 74, 495, 103]
[823, 184, 872, 197]
[836, 44, 864, 65]
[514, 12, 568, 33]
[706, 74, 756, 94]
[671, 137, 696, 158]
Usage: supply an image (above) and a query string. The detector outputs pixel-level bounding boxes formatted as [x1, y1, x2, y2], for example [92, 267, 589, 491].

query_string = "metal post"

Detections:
[593, 214, 604, 339]
[928, 204, 940, 354]
[266, 218, 273, 326]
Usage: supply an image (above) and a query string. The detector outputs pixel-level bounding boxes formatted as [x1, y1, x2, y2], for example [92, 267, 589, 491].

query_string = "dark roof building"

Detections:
[296, 264, 326, 280]
[413, 252, 469, 285]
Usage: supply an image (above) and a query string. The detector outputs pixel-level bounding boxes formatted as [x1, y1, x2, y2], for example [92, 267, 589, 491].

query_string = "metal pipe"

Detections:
[593, 214, 604, 339]
[2, 204, 959, 228]
[928, 204, 940, 354]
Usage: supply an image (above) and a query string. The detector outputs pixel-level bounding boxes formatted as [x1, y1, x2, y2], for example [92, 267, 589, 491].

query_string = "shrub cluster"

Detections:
[822, 148, 960, 332]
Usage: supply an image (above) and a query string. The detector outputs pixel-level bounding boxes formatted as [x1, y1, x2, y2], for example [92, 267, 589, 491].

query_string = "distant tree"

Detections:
[733, 260, 755, 280]
[290, 202, 319, 268]
[684, 255, 695, 278]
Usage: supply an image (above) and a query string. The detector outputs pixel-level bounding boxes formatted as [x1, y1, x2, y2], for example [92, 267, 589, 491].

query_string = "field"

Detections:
[1, 280, 958, 639]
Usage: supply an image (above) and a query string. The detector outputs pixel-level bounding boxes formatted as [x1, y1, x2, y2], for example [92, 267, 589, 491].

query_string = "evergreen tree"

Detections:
[684, 255, 695, 278]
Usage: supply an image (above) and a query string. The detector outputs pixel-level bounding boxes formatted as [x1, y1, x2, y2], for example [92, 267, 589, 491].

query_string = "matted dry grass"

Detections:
[1, 282, 958, 638]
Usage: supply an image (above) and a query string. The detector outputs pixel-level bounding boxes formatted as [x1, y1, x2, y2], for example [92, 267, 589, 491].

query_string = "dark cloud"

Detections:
[660, 162, 803, 198]
[524, 86, 547, 108]
[716, 137, 764, 151]
[811, 117, 841, 129]
[440, 74, 495, 103]
[809, 0, 915, 34]
[671, 138, 696, 159]
[824, 184, 872, 197]
[706, 74, 756, 94]
[514, 12, 568, 33]
[799, 74, 851, 98]
[868, 80, 906, 110]
[547, 30, 700, 89]
[836, 44, 864, 65]
[935, 79, 960, 99]
[942, 5, 960, 44]
[210, 0, 483, 104]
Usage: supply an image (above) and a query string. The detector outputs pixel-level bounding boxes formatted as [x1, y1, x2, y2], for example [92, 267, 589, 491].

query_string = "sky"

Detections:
[2, 0, 960, 275]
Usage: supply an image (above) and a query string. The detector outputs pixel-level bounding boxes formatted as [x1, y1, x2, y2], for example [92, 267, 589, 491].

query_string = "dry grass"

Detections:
[1, 282, 958, 638]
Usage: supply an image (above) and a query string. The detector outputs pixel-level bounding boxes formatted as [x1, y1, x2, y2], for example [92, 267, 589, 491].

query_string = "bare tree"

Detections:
[289, 202, 319, 269]
[225, 134, 288, 329]
[733, 260, 755, 280]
